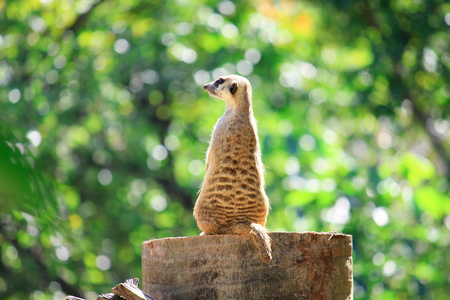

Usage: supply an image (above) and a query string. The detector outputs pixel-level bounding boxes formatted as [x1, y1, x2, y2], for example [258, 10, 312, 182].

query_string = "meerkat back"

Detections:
[193, 75, 272, 262]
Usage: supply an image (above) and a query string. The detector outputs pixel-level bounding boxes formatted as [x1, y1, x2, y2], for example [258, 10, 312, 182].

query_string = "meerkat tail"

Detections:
[250, 223, 272, 263]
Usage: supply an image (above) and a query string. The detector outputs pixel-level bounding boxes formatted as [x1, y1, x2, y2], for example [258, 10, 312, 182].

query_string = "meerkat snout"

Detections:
[203, 75, 246, 105]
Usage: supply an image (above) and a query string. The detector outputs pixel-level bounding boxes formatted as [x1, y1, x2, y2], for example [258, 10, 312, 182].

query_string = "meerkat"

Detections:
[193, 74, 272, 263]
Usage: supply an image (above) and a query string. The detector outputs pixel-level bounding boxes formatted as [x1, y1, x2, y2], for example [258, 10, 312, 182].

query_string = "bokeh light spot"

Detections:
[26, 130, 42, 147]
[151, 194, 167, 212]
[181, 48, 197, 64]
[372, 252, 385, 266]
[56, 246, 69, 261]
[236, 60, 253, 76]
[8, 89, 21, 103]
[98, 169, 113, 186]
[96, 255, 111, 271]
[372, 207, 389, 226]
[299, 134, 316, 151]
[277, 119, 293, 136]
[321, 197, 351, 225]
[152, 145, 168, 161]
[164, 135, 180, 151]
[114, 39, 130, 54]
[245, 48, 261, 64]
[221, 24, 238, 39]
[382, 260, 397, 277]
[29, 16, 46, 33]
[284, 157, 300, 175]
[194, 70, 211, 85]
[218, 1, 236, 16]
[189, 159, 205, 176]
[142, 69, 159, 85]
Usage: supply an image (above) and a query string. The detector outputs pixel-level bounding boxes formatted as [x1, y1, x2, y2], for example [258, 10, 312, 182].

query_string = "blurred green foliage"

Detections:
[1, 0, 449, 299]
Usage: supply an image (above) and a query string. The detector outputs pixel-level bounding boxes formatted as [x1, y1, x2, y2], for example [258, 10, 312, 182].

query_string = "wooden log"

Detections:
[142, 232, 353, 300]
[111, 278, 156, 300]
[67, 278, 156, 300]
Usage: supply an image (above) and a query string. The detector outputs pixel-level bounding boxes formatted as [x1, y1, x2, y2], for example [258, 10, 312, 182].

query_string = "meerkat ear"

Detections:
[229, 81, 238, 95]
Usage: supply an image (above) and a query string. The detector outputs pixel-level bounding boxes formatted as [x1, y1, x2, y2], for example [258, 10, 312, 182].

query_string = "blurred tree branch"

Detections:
[407, 93, 450, 176]
[66, 0, 106, 32]
[362, 0, 449, 176]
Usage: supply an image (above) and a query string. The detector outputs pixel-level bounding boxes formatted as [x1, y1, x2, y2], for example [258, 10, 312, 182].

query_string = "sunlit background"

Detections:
[1, 0, 449, 299]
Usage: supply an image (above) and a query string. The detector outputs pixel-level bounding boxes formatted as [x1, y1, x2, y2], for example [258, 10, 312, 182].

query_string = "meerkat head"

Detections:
[203, 75, 251, 109]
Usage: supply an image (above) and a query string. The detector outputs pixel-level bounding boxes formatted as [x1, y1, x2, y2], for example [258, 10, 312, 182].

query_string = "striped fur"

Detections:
[194, 75, 272, 263]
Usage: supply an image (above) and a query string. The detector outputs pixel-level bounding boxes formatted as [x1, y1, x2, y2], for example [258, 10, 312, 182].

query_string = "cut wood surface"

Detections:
[142, 232, 353, 300]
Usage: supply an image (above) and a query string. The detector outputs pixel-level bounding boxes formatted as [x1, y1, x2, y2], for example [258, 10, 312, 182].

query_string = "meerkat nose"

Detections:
[203, 84, 208, 90]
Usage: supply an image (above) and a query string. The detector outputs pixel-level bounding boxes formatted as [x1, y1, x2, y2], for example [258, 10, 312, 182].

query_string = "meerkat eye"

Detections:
[215, 78, 225, 85]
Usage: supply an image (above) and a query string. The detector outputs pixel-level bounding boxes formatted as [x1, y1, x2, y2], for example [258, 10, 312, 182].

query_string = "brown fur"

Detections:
[193, 75, 272, 263]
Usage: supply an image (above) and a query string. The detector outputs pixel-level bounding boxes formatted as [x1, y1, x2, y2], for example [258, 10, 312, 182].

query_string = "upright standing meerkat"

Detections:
[193, 74, 272, 263]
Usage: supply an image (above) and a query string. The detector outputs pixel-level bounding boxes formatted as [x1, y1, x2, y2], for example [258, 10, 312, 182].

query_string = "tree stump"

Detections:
[142, 232, 352, 300]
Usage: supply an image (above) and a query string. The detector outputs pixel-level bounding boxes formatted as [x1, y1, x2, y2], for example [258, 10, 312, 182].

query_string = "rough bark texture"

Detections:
[142, 232, 353, 300]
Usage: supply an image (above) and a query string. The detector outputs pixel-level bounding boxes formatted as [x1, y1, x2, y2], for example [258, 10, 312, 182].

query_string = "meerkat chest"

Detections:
[213, 112, 254, 140]
[212, 123, 250, 153]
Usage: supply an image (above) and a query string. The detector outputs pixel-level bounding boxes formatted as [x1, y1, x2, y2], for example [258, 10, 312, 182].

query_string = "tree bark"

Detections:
[142, 232, 353, 300]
